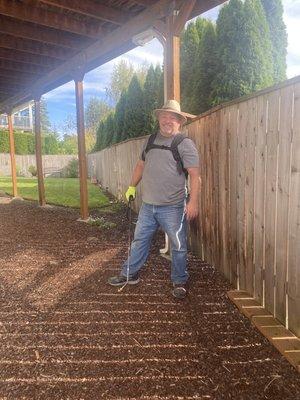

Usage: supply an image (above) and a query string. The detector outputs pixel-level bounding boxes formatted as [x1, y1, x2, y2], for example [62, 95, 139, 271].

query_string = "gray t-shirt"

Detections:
[139, 132, 199, 205]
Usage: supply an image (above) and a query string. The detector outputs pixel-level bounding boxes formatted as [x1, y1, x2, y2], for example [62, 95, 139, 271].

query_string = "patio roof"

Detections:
[0, 0, 225, 112]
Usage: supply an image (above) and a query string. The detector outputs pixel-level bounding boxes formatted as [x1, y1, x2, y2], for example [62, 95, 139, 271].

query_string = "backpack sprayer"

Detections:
[118, 195, 134, 292]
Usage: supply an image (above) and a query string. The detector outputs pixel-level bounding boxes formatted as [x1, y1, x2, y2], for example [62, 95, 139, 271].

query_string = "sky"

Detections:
[44, 0, 300, 134]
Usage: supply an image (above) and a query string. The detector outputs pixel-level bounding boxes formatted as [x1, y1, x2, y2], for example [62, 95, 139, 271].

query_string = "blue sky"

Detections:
[44, 0, 300, 134]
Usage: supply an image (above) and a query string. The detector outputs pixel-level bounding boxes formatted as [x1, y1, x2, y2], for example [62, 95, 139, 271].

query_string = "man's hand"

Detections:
[185, 200, 198, 221]
[125, 186, 136, 202]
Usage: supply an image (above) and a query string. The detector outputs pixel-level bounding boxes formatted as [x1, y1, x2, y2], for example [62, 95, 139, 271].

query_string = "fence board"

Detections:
[236, 101, 247, 290]
[264, 92, 280, 315]
[288, 82, 300, 337]
[228, 104, 239, 286]
[275, 85, 294, 325]
[254, 95, 267, 304]
[244, 98, 256, 295]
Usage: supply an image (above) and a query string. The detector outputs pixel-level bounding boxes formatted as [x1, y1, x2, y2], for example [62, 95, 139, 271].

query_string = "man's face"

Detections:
[158, 111, 182, 136]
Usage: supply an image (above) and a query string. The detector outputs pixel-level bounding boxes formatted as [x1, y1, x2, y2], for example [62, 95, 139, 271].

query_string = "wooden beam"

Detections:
[0, 15, 88, 49]
[74, 77, 89, 220]
[0, 34, 71, 60]
[173, 0, 197, 35]
[7, 113, 18, 197]
[34, 97, 46, 207]
[0, 67, 42, 81]
[0, 48, 60, 67]
[0, 59, 50, 75]
[40, 0, 131, 25]
[0, 0, 105, 38]
[131, 0, 153, 6]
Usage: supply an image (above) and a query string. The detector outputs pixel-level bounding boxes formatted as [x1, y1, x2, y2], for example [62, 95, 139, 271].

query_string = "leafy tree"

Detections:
[105, 60, 135, 104]
[60, 134, 78, 154]
[124, 74, 145, 139]
[211, 0, 274, 105]
[261, 0, 287, 83]
[43, 133, 60, 154]
[105, 112, 116, 146]
[85, 97, 111, 137]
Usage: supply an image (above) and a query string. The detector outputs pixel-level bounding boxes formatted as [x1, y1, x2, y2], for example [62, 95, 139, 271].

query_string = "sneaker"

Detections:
[172, 283, 188, 299]
[108, 273, 140, 286]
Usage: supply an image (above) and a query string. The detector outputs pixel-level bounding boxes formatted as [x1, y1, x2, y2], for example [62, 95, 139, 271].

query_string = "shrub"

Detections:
[28, 165, 37, 177]
[62, 158, 79, 178]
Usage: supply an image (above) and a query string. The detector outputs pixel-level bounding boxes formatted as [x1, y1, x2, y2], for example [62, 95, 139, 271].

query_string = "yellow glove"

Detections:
[125, 186, 136, 202]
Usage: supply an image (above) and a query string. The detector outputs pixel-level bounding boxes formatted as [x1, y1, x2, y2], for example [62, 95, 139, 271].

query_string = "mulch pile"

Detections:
[0, 197, 299, 399]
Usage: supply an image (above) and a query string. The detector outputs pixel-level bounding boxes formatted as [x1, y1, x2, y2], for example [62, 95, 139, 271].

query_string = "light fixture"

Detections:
[132, 28, 156, 46]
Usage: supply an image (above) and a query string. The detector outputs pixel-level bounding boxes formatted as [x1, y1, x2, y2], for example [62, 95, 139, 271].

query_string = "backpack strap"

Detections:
[170, 134, 188, 178]
[141, 133, 157, 161]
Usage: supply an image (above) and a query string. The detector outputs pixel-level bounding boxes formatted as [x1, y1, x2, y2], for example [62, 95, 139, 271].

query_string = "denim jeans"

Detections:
[121, 201, 188, 284]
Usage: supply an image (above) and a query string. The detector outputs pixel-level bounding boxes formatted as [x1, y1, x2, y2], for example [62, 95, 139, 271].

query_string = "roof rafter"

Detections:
[0, 0, 105, 38]
[0, 68, 39, 82]
[0, 59, 50, 74]
[0, 48, 59, 67]
[0, 33, 72, 60]
[39, 0, 132, 25]
[0, 15, 88, 49]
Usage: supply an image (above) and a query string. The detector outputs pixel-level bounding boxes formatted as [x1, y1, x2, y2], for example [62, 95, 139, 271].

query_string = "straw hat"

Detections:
[154, 99, 187, 124]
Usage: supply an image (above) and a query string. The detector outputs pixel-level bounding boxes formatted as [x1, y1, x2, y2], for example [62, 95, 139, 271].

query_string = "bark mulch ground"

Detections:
[0, 197, 299, 400]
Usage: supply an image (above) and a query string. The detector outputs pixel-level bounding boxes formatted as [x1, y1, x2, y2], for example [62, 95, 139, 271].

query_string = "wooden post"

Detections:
[34, 96, 46, 206]
[165, 12, 180, 101]
[74, 74, 89, 220]
[7, 112, 18, 197]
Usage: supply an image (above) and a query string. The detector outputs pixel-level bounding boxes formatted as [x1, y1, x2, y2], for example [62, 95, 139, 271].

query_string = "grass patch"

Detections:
[0, 177, 111, 209]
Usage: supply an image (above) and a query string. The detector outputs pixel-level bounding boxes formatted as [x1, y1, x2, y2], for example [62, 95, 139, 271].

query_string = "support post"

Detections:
[74, 73, 89, 220]
[34, 96, 46, 207]
[7, 112, 18, 197]
[165, 12, 180, 101]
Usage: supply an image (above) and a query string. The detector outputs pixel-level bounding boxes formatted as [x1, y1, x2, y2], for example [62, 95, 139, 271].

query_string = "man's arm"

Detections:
[129, 160, 145, 187]
[185, 167, 200, 220]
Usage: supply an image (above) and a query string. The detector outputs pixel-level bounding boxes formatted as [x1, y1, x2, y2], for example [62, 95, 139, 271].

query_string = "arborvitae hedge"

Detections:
[0, 130, 35, 155]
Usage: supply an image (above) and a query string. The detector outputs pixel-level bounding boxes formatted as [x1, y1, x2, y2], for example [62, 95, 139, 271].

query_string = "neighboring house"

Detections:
[0, 101, 34, 132]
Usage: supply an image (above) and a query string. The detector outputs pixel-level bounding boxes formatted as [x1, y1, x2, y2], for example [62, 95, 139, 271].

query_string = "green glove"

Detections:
[125, 186, 136, 202]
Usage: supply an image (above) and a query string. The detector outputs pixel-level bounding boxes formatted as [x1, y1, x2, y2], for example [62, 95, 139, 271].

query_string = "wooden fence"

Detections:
[0, 154, 76, 177]
[87, 76, 300, 337]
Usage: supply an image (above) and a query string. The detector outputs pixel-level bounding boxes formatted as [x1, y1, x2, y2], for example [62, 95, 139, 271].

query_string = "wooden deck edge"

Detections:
[227, 290, 300, 372]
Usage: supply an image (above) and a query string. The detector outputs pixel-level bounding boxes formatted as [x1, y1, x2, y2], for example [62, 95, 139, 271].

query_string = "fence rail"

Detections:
[87, 76, 300, 338]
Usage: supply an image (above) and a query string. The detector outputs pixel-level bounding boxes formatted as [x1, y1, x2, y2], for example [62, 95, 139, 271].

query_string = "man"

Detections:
[108, 99, 200, 299]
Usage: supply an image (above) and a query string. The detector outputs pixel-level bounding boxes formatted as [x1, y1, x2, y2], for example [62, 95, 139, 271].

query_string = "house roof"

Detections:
[0, 0, 225, 112]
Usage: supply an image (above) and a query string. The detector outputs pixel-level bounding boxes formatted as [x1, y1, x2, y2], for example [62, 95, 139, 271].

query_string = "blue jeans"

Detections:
[121, 201, 188, 284]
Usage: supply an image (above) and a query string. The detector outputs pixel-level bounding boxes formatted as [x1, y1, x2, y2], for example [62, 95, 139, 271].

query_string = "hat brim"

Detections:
[154, 108, 187, 124]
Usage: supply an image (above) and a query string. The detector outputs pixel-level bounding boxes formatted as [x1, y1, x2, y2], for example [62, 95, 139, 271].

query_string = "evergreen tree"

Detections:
[211, 0, 274, 105]
[105, 112, 115, 147]
[192, 21, 217, 114]
[124, 75, 145, 139]
[114, 90, 127, 143]
[261, 0, 287, 83]
[143, 64, 162, 134]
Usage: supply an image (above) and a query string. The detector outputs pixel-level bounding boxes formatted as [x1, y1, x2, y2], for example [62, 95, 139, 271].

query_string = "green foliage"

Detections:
[124, 74, 145, 139]
[88, 216, 117, 229]
[261, 0, 287, 83]
[62, 158, 79, 178]
[85, 97, 112, 137]
[143, 65, 162, 134]
[193, 21, 217, 113]
[0, 130, 9, 153]
[43, 133, 60, 154]
[28, 165, 37, 177]
[59, 134, 78, 155]
[211, 0, 274, 105]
